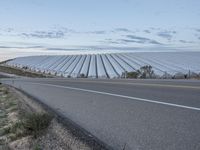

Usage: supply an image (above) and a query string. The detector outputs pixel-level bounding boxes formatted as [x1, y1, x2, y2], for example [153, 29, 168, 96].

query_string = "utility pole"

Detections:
[188, 70, 191, 79]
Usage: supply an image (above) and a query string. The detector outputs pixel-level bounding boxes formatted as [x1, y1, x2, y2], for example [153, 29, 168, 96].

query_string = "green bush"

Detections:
[3, 89, 9, 95]
[34, 143, 42, 150]
[5, 113, 53, 139]
[127, 71, 139, 78]
[80, 73, 86, 78]
[23, 113, 52, 138]
[138, 65, 155, 79]
[126, 65, 155, 79]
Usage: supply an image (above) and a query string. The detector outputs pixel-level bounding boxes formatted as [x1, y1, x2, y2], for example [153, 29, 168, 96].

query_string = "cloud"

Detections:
[119, 39, 161, 45]
[0, 46, 12, 49]
[113, 28, 133, 33]
[144, 30, 151, 33]
[4, 28, 14, 33]
[149, 27, 161, 31]
[157, 32, 172, 40]
[0, 45, 44, 49]
[119, 39, 141, 44]
[126, 35, 148, 41]
[21, 30, 65, 39]
[88, 28, 134, 34]
[100, 38, 122, 44]
[87, 30, 106, 34]
[75, 45, 139, 51]
[125, 35, 162, 44]
[157, 30, 176, 40]
[100, 35, 162, 45]
[148, 40, 162, 45]
[195, 28, 200, 32]
[46, 48, 82, 51]
[179, 40, 193, 44]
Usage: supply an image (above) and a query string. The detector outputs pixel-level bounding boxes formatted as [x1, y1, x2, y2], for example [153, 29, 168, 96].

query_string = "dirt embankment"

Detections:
[0, 65, 49, 78]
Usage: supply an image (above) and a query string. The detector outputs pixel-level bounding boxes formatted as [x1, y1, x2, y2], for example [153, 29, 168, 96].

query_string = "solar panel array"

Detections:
[6, 52, 200, 78]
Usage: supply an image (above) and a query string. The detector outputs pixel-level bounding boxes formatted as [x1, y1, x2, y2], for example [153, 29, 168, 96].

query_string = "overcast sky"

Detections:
[0, 0, 200, 61]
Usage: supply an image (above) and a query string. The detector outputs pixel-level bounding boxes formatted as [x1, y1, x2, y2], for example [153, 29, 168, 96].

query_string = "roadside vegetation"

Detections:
[125, 65, 200, 79]
[0, 65, 48, 78]
[0, 84, 53, 149]
[126, 65, 156, 79]
[0, 83, 107, 150]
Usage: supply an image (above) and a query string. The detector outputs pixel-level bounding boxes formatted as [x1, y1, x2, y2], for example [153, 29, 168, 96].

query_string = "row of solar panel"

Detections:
[6, 52, 200, 78]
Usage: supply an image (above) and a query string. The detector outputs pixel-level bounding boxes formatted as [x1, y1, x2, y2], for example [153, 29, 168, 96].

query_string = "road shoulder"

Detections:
[0, 83, 108, 150]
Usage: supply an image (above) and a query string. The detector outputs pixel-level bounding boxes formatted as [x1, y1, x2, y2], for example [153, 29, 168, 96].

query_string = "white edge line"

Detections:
[27, 82, 200, 111]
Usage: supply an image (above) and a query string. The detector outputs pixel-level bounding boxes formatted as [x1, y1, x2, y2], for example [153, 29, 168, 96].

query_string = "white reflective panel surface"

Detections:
[6, 52, 200, 78]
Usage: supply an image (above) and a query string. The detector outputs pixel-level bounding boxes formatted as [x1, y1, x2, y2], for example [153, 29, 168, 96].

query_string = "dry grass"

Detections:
[0, 65, 47, 78]
[0, 85, 107, 150]
[23, 113, 53, 138]
[0, 85, 52, 149]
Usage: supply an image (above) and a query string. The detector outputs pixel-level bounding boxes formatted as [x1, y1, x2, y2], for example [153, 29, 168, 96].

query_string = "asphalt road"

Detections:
[1, 78, 200, 150]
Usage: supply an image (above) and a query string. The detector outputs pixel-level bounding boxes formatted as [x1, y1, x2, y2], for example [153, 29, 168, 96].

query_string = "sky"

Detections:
[0, 0, 200, 61]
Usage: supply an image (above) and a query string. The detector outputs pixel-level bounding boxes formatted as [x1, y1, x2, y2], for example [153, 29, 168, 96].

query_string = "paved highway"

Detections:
[1, 78, 200, 150]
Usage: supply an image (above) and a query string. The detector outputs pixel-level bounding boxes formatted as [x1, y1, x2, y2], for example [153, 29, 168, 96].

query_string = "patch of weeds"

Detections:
[0, 111, 6, 118]
[8, 133, 18, 141]
[9, 121, 24, 134]
[0, 118, 8, 127]
[0, 138, 4, 145]
[0, 113, 53, 146]
[1, 121, 25, 141]
[17, 108, 27, 120]
[23, 113, 53, 138]
[5, 101, 17, 110]
[0, 96, 6, 102]
[33, 143, 42, 150]
[8, 101, 17, 107]
[4, 121, 25, 141]
[0, 128, 5, 136]
[0, 144, 10, 150]
[6, 107, 18, 113]
[3, 89, 9, 95]
[0, 127, 10, 136]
